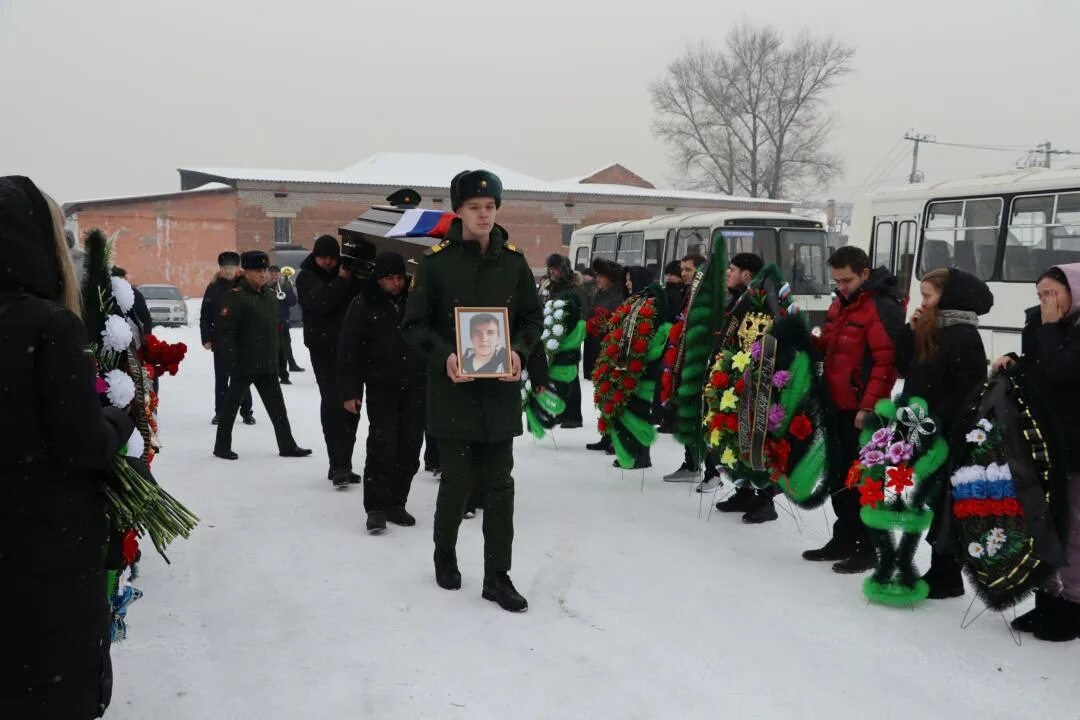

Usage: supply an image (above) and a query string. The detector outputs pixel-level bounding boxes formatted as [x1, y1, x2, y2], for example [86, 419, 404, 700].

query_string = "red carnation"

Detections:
[632, 338, 648, 354]
[766, 438, 791, 477]
[639, 304, 655, 318]
[613, 390, 626, 404]
[724, 414, 739, 432]
[597, 419, 608, 433]
[623, 376, 638, 390]
[710, 414, 724, 430]
[599, 381, 612, 395]
[789, 414, 813, 441]
[628, 359, 644, 373]
[734, 379, 746, 395]
[712, 371, 730, 388]
[605, 344, 619, 358]
[614, 328, 624, 341]
[603, 402, 615, 415]
[637, 321, 653, 336]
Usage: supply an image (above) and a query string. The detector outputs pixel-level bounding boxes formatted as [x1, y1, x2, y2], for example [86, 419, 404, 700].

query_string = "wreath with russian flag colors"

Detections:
[848, 396, 949, 607]
[593, 291, 671, 469]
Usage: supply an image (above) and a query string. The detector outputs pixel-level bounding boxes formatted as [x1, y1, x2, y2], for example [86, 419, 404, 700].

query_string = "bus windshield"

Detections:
[717, 226, 830, 295]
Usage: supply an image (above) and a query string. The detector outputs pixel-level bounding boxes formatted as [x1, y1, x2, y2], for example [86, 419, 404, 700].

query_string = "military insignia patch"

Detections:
[220, 307, 230, 317]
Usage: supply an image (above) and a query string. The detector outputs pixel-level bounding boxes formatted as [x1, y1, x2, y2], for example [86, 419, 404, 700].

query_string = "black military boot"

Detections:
[386, 508, 416, 527]
[742, 493, 779, 524]
[242, 414, 256, 426]
[1012, 591, 1052, 633]
[366, 512, 387, 535]
[279, 447, 312, 458]
[482, 572, 528, 613]
[330, 468, 351, 489]
[1033, 595, 1080, 643]
[922, 552, 965, 599]
[434, 550, 461, 590]
[586, 436, 612, 452]
[801, 536, 856, 562]
[715, 486, 757, 513]
[213, 448, 239, 461]
[832, 543, 877, 574]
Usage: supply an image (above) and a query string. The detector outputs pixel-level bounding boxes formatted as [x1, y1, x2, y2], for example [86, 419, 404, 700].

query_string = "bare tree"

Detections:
[650, 25, 854, 199]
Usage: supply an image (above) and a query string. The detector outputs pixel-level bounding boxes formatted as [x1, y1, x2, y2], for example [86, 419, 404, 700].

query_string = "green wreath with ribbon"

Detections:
[848, 396, 949, 607]
[521, 293, 585, 438]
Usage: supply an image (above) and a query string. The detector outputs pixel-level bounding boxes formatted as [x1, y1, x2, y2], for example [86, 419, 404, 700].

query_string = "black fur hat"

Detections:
[450, 170, 503, 212]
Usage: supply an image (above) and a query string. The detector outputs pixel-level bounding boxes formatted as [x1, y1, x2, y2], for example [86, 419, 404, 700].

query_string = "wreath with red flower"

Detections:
[592, 294, 671, 469]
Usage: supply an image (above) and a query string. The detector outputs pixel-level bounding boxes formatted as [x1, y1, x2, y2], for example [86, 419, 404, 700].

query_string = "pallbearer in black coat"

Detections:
[0, 176, 136, 719]
[895, 267, 992, 599]
[339, 252, 425, 531]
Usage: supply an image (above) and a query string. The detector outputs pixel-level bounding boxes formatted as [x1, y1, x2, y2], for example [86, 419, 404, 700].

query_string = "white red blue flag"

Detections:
[386, 209, 455, 239]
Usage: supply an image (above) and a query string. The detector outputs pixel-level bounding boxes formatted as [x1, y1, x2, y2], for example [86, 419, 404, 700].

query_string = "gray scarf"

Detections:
[937, 309, 979, 328]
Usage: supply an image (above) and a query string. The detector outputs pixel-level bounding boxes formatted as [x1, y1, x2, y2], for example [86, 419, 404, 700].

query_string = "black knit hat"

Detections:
[664, 260, 682, 277]
[241, 250, 270, 270]
[313, 234, 340, 259]
[939, 267, 994, 315]
[373, 252, 406, 279]
[218, 251, 240, 267]
[730, 252, 764, 275]
[450, 170, 503, 212]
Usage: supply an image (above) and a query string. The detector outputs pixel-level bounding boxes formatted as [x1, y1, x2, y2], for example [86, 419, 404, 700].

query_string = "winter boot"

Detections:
[1012, 591, 1052, 633]
[366, 512, 387, 535]
[386, 508, 416, 527]
[330, 468, 351, 489]
[279, 447, 312, 458]
[742, 494, 779, 524]
[923, 552, 965, 599]
[482, 572, 528, 613]
[586, 436, 612, 452]
[802, 537, 856, 562]
[242, 414, 256, 426]
[560, 419, 583, 429]
[434, 551, 461, 590]
[348, 471, 362, 485]
[716, 486, 757, 513]
[1033, 594, 1080, 642]
[213, 448, 239, 461]
[832, 543, 877, 574]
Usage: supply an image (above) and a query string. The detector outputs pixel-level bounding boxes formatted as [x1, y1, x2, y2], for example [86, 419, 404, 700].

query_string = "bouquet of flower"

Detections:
[82, 228, 198, 561]
[593, 291, 672, 469]
[143, 333, 188, 377]
[702, 348, 753, 472]
[947, 371, 1067, 611]
[848, 396, 949, 607]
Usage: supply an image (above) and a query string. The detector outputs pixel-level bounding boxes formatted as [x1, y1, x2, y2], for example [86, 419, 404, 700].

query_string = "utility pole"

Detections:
[1039, 141, 1052, 168]
[904, 131, 933, 183]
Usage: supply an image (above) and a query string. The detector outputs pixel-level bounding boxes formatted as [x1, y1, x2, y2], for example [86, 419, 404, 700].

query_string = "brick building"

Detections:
[64, 153, 792, 297]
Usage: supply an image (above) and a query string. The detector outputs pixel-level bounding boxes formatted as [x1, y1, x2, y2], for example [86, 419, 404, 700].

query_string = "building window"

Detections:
[274, 217, 292, 246]
[562, 224, 575, 247]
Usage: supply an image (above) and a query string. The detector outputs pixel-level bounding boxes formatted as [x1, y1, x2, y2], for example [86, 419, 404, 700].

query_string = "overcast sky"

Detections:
[0, 0, 1073, 204]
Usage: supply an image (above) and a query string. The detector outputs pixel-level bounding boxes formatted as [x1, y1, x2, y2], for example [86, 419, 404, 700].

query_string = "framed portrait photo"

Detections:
[455, 307, 513, 379]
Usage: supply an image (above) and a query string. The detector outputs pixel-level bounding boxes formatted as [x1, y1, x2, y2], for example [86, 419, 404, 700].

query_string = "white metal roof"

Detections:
[180, 153, 794, 206]
[862, 165, 1080, 203]
[64, 182, 231, 213]
[574, 210, 807, 237]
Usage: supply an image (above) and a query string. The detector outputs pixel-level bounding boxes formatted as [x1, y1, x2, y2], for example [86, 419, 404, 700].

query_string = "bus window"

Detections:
[664, 229, 677, 268]
[677, 227, 709, 259]
[922, 198, 1001, 280]
[780, 229, 830, 295]
[644, 238, 661, 280]
[716, 228, 778, 266]
[573, 246, 590, 271]
[1005, 192, 1080, 281]
[616, 232, 644, 267]
[896, 221, 917, 295]
[592, 233, 617, 263]
[872, 221, 894, 270]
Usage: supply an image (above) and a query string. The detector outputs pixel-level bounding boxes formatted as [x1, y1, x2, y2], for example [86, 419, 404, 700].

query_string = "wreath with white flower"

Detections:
[521, 294, 586, 438]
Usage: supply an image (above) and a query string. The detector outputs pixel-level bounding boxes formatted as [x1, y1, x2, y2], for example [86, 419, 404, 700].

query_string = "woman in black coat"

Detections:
[895, 267, 992, 599]
[993, 263, 1080, 642]
[0, 176, 134, 719]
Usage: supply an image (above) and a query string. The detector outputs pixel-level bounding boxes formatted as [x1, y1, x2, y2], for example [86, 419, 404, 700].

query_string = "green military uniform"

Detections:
[214, 275, 302, 455]
[403, 218, 543, 574]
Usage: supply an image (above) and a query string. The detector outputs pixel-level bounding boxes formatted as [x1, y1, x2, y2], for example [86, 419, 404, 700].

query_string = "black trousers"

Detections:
[683, 446, 719, 477]
[583, 337, 600, 381]
[424, 434, 440, 470]
[363, 383, 425, 513]
[830, 409, 871, 548]
[278, 326, 292, 381]
[434, 439, 514, 574]
[215, 374, 298, 452]
[562, 376, 583, 423]
[213, 348, 251, 417]
[311, 351, 359, 473]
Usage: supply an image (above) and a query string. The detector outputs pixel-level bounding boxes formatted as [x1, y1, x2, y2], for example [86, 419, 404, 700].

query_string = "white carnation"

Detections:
[525, 380, 533, 392]
[546, 339, 560, 352]
[554, 300, 566, 309]
[950, 465, 986, 486]
[554, 309, 565, 320]
[124, 428, 145, 458]
[104, 369, 136, 408]
[551, 324, 565, 337]
[544, 315, 555, 327]
[542, 329, 551, 340]
[110, 276, 136, 314]
[102, 314, 133, 353]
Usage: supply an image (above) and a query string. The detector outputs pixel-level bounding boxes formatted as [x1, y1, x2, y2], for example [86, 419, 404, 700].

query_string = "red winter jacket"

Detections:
[818, 268, 906, 412]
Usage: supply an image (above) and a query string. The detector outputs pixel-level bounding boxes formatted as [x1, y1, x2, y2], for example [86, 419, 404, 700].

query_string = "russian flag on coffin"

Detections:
[386, 209, 456, 239]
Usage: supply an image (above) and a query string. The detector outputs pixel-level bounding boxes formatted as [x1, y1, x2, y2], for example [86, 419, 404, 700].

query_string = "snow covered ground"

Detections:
[107, 303, 1076, 720]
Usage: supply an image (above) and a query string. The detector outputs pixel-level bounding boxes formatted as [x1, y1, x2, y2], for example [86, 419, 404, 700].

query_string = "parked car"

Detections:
[138, 283, 188, 327]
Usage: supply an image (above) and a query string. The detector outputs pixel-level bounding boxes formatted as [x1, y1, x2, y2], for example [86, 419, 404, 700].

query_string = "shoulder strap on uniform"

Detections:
[423, 239, 451, 257]
[504, 242, 523, 255]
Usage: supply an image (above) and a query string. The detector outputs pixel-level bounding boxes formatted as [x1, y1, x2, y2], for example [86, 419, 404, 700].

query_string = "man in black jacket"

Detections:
[201, 251, 253, 425]
[269, 265, 301, 384]
[339, 252, 425, 528]
[296, 235, 362, 486]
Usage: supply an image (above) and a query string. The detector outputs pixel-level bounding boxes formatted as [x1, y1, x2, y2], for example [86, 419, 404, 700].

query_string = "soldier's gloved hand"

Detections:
[499, 351, 523, 383]
[446, 354, 474, 383]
